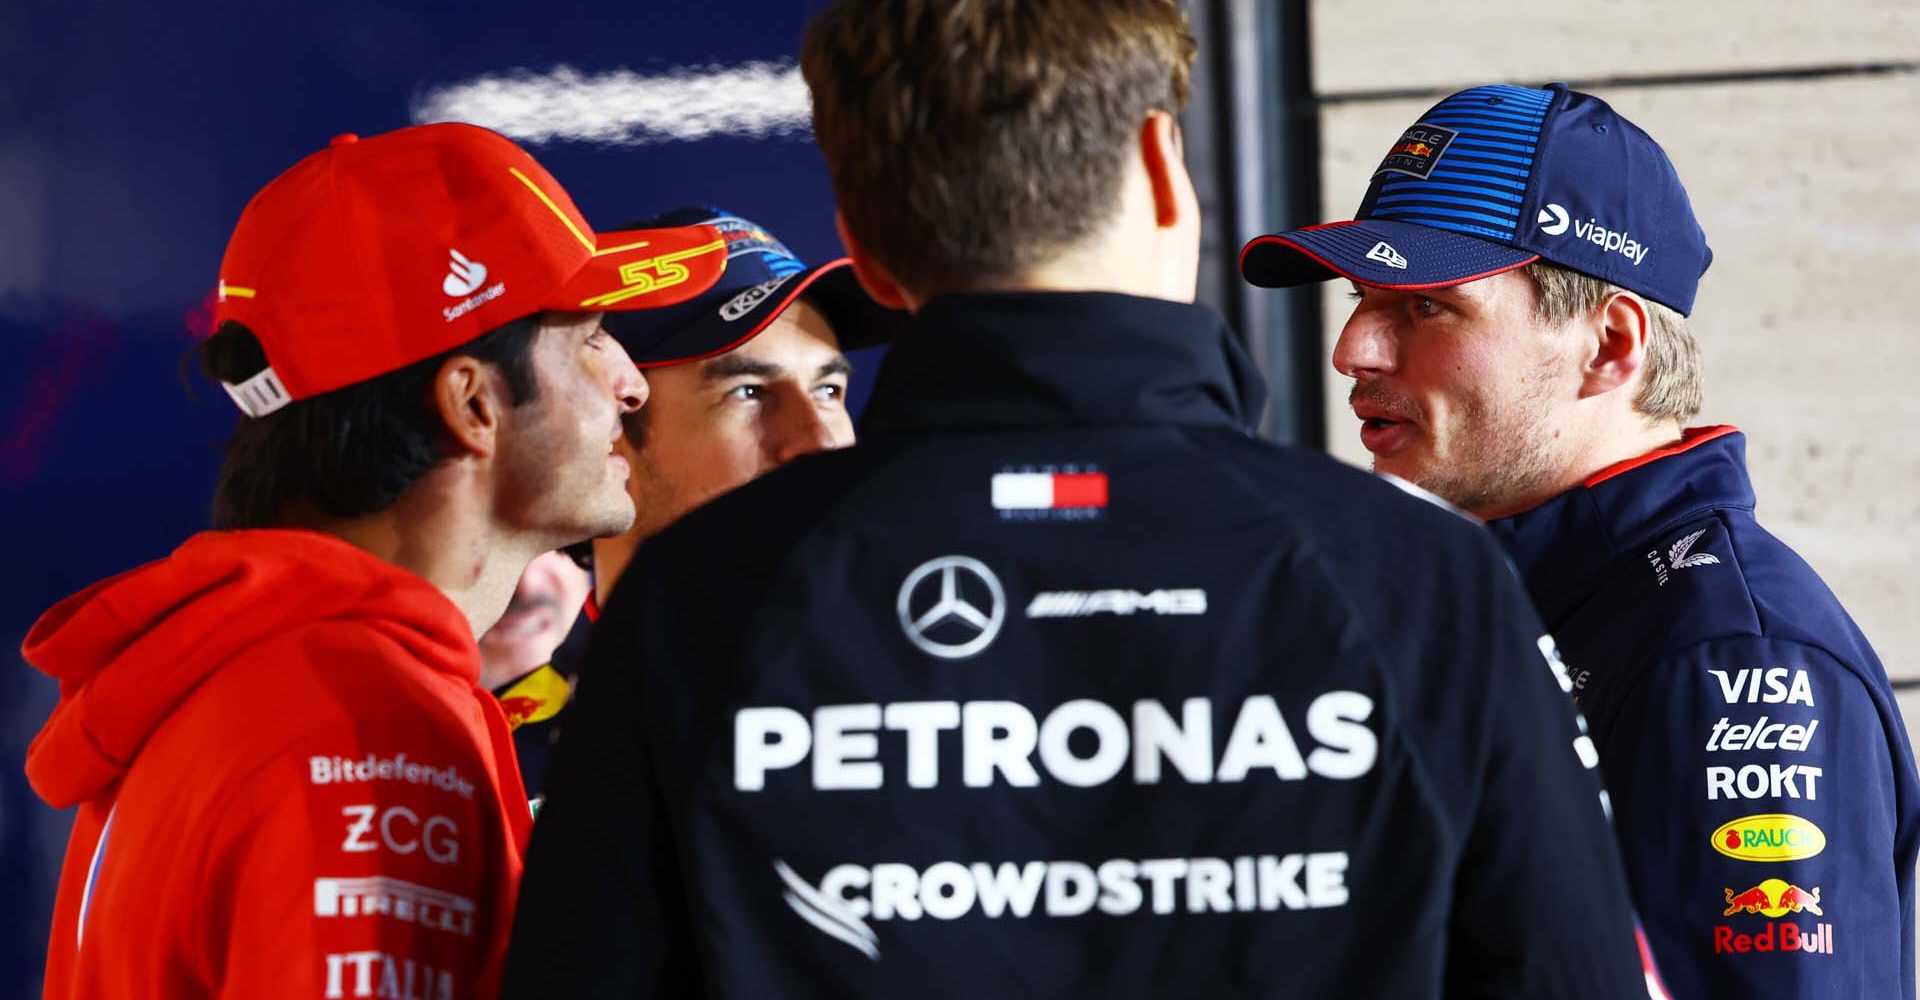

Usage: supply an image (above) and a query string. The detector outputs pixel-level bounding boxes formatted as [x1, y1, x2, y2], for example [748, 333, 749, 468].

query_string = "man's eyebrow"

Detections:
[817, 355, 853, 380]
[702, 354, 782, 380]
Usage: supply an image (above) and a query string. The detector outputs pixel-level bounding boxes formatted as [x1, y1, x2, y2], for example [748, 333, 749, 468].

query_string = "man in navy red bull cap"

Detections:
[590, 206, 897, 598]
[1243, 82, 1920, 1000]
[501, 206, 901, 797]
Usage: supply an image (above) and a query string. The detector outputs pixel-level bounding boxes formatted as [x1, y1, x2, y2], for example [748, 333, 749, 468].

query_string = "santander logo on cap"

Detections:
[442, 249, 490, 297]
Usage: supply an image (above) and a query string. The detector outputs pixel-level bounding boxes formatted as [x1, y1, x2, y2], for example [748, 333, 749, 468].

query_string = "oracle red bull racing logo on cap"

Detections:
[1373, 124, 1458, 180]
[1710, 813, 1826, 862]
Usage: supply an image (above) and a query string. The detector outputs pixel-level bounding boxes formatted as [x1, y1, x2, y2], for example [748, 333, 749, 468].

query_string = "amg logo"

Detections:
[1026, 589, 1207, 618]
[314, 877, 476, 936]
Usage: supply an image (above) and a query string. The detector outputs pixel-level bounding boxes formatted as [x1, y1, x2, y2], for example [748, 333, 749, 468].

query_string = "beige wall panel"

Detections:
[1310, 0, 1920, 95]
[1309, 75, 1920, 677]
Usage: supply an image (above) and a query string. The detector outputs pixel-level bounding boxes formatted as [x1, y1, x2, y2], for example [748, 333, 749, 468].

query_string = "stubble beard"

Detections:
[1389, 364, 1565, 518]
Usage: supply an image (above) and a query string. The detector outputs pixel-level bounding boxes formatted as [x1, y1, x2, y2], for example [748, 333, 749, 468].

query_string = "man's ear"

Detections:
[1580, 290, 1652, 399]
[1140, 110, 1191, 229]
[433, 355, 505, 458]
[836, 210, 915, 311]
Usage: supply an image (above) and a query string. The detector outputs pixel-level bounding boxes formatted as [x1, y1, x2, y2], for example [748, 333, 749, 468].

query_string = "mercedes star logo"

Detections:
[896, 555, 1006, 660]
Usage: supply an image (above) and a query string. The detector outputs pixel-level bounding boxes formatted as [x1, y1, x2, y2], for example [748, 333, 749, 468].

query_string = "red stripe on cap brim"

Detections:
[631, 258, 853, 370]
[1239, 226, 1539, 291]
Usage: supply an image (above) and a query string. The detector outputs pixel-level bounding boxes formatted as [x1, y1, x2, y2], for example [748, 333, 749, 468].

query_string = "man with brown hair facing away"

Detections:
[504, 6, 1651, 997]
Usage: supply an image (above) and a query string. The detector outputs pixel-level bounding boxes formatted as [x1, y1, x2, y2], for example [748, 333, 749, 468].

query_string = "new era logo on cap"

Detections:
[1365, 242, 1408, 269]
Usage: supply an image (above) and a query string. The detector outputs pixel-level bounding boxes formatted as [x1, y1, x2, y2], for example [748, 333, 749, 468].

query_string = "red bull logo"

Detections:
[1390, 141, 1435, 159]
[500, 695, 547, 728]
[1713, 921, 1834, 956]
[1714, 879, 1834, 958]
[1722, 879, 1823, 917]
[494, 664, 572, 731]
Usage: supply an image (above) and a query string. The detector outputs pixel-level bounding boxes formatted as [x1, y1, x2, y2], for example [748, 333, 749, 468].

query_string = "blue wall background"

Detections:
[1, 1, 858, 992]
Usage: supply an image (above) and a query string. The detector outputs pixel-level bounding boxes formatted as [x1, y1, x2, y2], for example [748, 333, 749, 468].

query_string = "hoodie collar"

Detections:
[1485, 425, 1752, 618]
[860, 291, 1268, 435]
[24, 529, 475, 809]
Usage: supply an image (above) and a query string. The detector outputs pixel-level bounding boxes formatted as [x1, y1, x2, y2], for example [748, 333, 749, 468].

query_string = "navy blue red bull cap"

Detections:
[1240, 83, 1712, 315]
[601, 206, 903, 368]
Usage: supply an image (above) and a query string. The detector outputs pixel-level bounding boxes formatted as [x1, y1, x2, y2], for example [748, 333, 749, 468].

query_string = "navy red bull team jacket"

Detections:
[1487, 426, 1920, 1000]
[504, 292, 1650, 998]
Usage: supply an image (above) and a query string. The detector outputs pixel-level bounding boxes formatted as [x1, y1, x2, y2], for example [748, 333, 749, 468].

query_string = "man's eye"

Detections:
[814, 384, 845, 402]
[1413, 296, 1442, 317]
[726, 384, 763, 401]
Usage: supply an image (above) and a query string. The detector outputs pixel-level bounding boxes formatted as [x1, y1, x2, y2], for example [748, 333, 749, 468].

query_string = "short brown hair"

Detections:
[1523, 259, 1702, 423]
[802, 0, 1196, 298]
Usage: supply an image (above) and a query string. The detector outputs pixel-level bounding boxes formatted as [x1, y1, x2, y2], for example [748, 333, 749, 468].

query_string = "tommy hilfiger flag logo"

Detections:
[992, 469, 1108, 515]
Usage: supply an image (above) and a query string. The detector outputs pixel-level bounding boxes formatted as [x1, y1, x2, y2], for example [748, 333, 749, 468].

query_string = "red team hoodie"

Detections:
[25, 529, 532, 998]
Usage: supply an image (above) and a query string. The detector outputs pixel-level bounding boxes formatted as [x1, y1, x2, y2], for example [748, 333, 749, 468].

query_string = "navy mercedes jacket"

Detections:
[505, 292, 1648, 998]
[1487, 426, 1920, 1000]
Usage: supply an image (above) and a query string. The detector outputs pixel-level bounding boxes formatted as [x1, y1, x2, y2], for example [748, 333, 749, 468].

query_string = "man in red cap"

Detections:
[22, 123, 728, 999]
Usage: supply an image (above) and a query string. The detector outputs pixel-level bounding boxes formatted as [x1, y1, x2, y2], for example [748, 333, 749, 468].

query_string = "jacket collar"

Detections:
[1486, 426, 1753, 616]
[860, 291, 1268, 435]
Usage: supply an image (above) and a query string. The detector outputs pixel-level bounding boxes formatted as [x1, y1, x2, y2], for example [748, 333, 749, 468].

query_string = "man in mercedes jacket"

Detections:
[1242, 81, 1920, 1000]
[502, 4, 1652, 998]
[21, 124, 734, 998]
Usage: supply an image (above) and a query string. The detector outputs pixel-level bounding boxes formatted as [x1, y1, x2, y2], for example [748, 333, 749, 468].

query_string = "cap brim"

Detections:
[1239, 220, 1537, 290]
[792, 260, 905, 351]
[543, 224, 730, 313]
[605, 258, 906, 368]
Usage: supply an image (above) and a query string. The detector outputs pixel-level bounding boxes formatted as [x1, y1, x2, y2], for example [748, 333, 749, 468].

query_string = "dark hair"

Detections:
[801, 0, 1195, 298]
[200, 316, 545, 529]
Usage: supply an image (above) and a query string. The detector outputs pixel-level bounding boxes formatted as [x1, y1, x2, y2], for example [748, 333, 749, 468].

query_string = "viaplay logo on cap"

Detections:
[1535, 203, 1652, 267]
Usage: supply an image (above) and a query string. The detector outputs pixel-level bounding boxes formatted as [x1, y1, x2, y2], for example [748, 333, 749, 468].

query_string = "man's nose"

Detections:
[605, 336, 648, 414]
[770, 398, 848, 465]
[1331, 308, 1396, 380]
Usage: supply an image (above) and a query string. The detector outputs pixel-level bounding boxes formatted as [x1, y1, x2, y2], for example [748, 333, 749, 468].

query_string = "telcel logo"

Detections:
[1710, 813, 1826, 862]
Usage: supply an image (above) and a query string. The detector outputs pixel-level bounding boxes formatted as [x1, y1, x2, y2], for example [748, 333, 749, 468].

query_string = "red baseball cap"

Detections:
[212, 123, 730, 417]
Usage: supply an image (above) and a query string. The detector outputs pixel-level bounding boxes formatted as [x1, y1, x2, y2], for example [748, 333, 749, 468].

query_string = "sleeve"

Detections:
[1602, 637, 1902, 1000]
[501, 555, 706, 999]
[198, 696, 512, 999]
[1442, 557, 1653, 998]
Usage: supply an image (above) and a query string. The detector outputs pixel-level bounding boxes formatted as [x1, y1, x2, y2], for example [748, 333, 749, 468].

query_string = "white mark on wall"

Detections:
[411, 61, 811, 146]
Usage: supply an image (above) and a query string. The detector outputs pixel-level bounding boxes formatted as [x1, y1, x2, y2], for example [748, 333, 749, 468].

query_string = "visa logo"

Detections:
[1708, 668, 1814, 707]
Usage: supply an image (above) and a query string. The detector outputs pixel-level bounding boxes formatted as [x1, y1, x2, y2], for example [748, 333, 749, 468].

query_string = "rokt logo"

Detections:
[1364, 241, 1408, 270]
[442, 249, 489, 297]
[896, 556, 1006, 660]
[1536, 203, 1571, 236]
